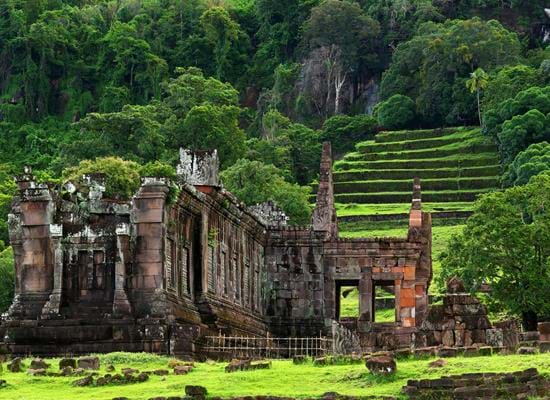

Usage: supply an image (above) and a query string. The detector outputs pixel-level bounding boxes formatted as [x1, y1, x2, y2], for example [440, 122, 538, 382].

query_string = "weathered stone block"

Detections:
[185, 385, 207, 397]
[30, 358, 49, 370]
[8, 358, 23, 373]
[366, 355, 396, 375]
[437, 347, 458, 357]
[517, 347, 537, 355]
[59, 358, 77, 369]
[78, 357, 100, 370]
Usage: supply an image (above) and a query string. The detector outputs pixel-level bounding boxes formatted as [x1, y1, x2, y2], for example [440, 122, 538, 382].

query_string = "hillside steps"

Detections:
[328, 127, 500, 226]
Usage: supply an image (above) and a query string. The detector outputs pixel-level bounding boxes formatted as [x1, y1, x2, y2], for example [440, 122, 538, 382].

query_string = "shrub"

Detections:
[498, 109, 549, 165]
[503, 142, 550, 186]
[377, 95, 416, 130]
[321, 114, 377, 155]
[62, 157, 142, 200]
[221, 159, 311, 225]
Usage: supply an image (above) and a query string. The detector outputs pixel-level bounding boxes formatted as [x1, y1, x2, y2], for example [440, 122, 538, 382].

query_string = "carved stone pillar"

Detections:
[42, 224, 64, 317]
[113, 223, 132, 316]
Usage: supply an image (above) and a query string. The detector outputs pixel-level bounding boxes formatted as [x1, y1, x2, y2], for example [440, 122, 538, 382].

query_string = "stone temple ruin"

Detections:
[0, 143, 520, 357]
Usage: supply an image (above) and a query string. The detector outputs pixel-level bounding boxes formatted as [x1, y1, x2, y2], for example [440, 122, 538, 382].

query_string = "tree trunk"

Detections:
[521, 310, 538, 331]
[476, 89, 482, 126]
[334, 70, 346, 115]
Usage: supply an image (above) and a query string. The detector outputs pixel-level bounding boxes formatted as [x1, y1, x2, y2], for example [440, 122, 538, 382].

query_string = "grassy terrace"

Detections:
[336, 202, 474, 217]
[331, 127, 499, 215]
[0, 352, 548, 399]
[330, 127, 500, 293]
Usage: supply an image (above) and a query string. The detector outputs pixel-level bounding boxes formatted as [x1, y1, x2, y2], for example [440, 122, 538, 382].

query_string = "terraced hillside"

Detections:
[333, 127, 499, 211]
[331, 127, 501, 292]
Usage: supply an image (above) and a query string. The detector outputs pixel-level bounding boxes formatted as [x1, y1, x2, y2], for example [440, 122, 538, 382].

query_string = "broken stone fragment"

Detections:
[428, 359, 447, 368]
[27, 368, 47, 376]
[153, 369, 169, 376]
[366, 355, 397, 375]
[517, 347, 537, 355]
[185, 385, 208, 397]
[7, 358, 23, 373]
[224, 359, 251, 373]
[121, 368, 139, 375]
[77, 356, 100, 370]
[446, 276, 466, 293]
[30, 358, 49, 370]
[59, 358, 77, 369]
[72, 375, 93, 387]
[173, 365, 193, 375]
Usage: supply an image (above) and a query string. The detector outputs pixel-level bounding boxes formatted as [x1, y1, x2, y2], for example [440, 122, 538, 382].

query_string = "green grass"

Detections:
[0, 352, 548, 399]
[333, 177, 499, 193]
[336, 202, 474, 217]
[334, 188, 492, 204]
[334, 152, 499, 171]
[375, 127, 474, 142]
[333, 165, 501, 182]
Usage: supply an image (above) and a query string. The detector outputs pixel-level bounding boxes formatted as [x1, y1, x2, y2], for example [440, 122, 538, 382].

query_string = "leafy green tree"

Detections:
[321, 114, 377, 155]
[440, 172, 550, 330]
[247, 110, 320, 184]
[377, 94, 417, 130]
[199, 7, 244, 81]
[381, 18, 521, 126]
[503, 142, 550, 186]
[140, 161, 177, 180]
[71, 103, 168, 165]
[498, 109, 550, 165]
[100, 21, 168, 102]
[252, 0, 319, 88]
[465, 68, 489, 125]
[62, 157, 142, 200]
[300, 0, 380, 116]
[178, 104, 246, 168]
[221, 159, 312, 225]
[162, 67, 239, 117]
[483, 86, 550, 139]
[483, 65, 541, 113]
[0, 246, 14, 313]
[302, 0, 379, 68]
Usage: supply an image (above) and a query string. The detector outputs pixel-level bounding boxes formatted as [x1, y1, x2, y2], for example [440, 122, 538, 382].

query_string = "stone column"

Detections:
[358, 269, 373, 333]
[41, 224, 63, 317]
[113, 223, 132, 316]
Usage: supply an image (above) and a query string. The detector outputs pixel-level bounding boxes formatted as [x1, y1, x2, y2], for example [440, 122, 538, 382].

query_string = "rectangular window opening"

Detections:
[374, 283, 396, 323]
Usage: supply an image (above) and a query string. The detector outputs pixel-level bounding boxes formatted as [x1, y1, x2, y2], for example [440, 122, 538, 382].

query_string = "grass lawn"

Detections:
[336, 202, 474, 216]
[0, 352, 548, 399]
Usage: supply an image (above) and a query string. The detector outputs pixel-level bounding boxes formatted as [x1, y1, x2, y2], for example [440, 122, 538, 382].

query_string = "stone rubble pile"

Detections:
[402, 368, 550, 399]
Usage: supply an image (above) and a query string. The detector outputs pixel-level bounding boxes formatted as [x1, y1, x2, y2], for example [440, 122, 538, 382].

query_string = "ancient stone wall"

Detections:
[264, 227, 326, 336]
[2, 143, 439, 357]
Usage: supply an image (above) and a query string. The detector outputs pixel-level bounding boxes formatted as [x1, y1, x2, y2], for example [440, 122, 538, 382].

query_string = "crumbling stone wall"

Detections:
[264, 227, 326, 336]
[2, 142, 437, 356]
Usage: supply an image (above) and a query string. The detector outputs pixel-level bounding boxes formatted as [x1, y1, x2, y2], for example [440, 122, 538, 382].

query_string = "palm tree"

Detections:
[466, 68, 489, 126]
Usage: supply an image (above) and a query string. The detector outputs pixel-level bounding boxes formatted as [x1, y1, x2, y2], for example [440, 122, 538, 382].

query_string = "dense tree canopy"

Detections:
[381, 18, 522, 126]
[503, 142, 550, 187]
[440, 173, 550, 330]
[221, 159, 312, 225]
